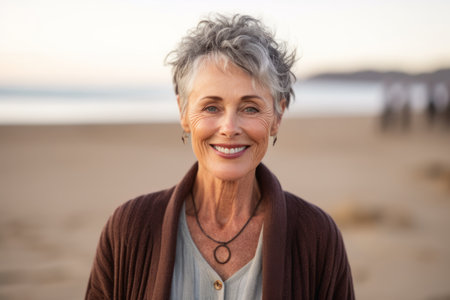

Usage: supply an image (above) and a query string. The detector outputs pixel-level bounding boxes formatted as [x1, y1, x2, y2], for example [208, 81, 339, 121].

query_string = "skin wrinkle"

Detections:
[190, 176, 261, 230]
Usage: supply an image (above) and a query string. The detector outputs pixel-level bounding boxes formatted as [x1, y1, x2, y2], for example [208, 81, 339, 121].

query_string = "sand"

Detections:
[0, 115, 449, 300]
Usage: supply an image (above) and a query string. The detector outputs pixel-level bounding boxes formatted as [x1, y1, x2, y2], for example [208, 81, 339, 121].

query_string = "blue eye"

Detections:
[204, 106, 218, 113]
[244, 107, 259, 113]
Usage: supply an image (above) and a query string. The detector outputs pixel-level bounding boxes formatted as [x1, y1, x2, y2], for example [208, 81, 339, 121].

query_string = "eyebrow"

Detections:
[199, 96, 223, 101]
[199, 95, 264, 101]
[241, 95, 264, 101]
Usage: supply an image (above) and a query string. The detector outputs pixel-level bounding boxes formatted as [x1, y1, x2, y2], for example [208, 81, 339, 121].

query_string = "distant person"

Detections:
[381, 81, 410, 131]
[426, 82, 449, 128]
[426, 83, 438, 127]
[401, 92, 411, 131]
[434, 82, 449, 128]
[444, 83, 450, 128]
[380, 81, 394, 131]
[85, 14, 354, 299]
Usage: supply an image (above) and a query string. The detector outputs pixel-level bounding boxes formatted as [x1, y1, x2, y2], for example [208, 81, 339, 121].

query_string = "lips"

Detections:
[211, 144, 249, 156]
[213, 145, 246, 154]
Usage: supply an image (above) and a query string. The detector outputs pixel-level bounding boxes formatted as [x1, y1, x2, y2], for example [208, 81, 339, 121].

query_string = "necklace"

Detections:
[190, 191, 263, 264]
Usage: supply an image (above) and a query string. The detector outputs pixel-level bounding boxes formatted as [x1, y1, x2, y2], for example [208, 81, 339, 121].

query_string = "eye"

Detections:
[243, 106, 259, 114]
[203, 106, 219, 113]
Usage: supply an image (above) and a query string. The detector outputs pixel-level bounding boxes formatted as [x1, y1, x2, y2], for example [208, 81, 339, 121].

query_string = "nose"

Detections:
[219, 111, 242, 138]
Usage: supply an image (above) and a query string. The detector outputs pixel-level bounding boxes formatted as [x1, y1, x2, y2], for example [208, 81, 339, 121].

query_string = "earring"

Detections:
[181, 131, 190, 144]
[272, 135, 278, 146]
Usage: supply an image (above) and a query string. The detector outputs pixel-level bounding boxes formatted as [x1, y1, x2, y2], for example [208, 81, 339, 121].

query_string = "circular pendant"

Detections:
[213, 244, 231, 264]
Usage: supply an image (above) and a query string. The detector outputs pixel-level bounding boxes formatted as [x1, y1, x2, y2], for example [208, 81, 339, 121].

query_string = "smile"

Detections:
[212, 145, 247, 155]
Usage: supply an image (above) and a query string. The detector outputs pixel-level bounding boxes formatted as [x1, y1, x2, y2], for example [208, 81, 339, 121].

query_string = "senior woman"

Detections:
[86, 14, 354, 300]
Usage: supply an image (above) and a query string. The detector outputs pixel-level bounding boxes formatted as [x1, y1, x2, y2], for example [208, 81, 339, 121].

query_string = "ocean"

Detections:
[0, 80, 428, 125]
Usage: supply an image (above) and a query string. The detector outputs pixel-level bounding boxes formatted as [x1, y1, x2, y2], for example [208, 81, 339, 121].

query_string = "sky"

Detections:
[1, 0, 450, 87]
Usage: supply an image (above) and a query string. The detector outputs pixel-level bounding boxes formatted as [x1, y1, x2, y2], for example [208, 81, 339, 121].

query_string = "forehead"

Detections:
[189, 58, 271, 99]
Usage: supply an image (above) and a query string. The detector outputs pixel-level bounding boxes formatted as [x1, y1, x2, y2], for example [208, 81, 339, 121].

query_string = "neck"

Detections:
[190, 167, 261, 228]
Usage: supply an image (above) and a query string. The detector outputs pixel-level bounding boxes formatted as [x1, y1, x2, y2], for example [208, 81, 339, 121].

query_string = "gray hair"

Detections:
[165, 14, 296, 115]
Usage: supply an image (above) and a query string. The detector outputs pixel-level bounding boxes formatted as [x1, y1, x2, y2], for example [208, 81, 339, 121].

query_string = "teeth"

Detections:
[214, 146, 246, 154]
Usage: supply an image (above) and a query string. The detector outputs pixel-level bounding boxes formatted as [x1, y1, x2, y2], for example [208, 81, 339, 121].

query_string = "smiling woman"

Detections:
[181, 61, 283, 182]
[85, 14, 354, 300]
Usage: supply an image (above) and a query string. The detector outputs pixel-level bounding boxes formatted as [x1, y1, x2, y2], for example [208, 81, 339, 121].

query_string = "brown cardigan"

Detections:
[86, 163, 354, 299]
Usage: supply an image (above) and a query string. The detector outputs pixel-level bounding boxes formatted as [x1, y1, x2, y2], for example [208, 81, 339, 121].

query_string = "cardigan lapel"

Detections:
[258, 164, 288, 300]
[150, 163, 198, 300]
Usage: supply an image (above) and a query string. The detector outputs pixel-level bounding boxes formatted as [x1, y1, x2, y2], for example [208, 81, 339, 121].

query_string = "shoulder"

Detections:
[283, 191, 350, 267]
[114, 187, 175, 219]
[105, 187, 175, 243]
[283, 192, 355, 298]
[283, 191, 341, 243]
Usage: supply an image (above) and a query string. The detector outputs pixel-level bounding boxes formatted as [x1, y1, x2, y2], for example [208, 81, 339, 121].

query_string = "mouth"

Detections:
[211, 144, 249, 156]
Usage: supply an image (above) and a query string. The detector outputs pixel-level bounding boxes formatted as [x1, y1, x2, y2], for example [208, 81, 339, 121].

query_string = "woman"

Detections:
[86, 14, 354, 299]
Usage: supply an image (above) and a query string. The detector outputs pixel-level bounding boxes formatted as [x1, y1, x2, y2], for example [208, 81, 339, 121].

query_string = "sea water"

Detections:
[0, 80, 427, 125]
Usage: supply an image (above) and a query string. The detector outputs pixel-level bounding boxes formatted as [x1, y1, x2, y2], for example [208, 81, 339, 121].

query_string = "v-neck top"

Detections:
[170, 202, 263, 300]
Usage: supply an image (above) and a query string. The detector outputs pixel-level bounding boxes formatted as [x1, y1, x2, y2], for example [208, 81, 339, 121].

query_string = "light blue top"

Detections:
[170, 202, 263, 300]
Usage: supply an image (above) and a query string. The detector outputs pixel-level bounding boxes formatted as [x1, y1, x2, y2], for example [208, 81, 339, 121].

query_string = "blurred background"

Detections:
[1, 0, 449, 299]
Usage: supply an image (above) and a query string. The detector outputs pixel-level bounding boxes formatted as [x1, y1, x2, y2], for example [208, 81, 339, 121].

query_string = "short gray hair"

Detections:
[165, 14, 296, 115]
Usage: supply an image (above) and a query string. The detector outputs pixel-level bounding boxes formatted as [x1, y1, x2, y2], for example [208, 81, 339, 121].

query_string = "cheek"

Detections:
[187, 112, 210, 133]
[243, 117, 272, 143]
[187, 113, 216, 146]
[252, 112, 274, 133]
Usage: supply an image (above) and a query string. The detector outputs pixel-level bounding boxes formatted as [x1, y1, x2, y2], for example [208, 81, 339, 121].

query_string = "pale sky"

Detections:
[1, 0, 449, 87]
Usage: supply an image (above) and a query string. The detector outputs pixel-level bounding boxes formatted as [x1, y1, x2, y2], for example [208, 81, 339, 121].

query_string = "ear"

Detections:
[177, 95, 190, 133]
[270, 98, 286, 136]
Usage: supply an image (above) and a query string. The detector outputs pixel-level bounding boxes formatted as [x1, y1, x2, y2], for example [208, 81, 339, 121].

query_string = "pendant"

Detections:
[213, 243, 231, 264]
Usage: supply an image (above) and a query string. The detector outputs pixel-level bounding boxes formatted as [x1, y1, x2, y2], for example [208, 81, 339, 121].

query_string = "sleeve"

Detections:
[318, 215, 355, 300]
[330, 229, 355, 299]
[85, 215, 116, 300]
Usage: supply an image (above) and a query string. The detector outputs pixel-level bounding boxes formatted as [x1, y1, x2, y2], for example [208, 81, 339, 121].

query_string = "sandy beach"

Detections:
[0, 115, 449, 300]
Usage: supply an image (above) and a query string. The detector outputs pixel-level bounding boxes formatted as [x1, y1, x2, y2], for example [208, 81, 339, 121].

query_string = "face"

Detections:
[179, 60, 285, 181]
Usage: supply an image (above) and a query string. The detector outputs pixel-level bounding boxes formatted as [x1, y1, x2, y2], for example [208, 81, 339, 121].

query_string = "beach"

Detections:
[0, 115, 449, 300]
